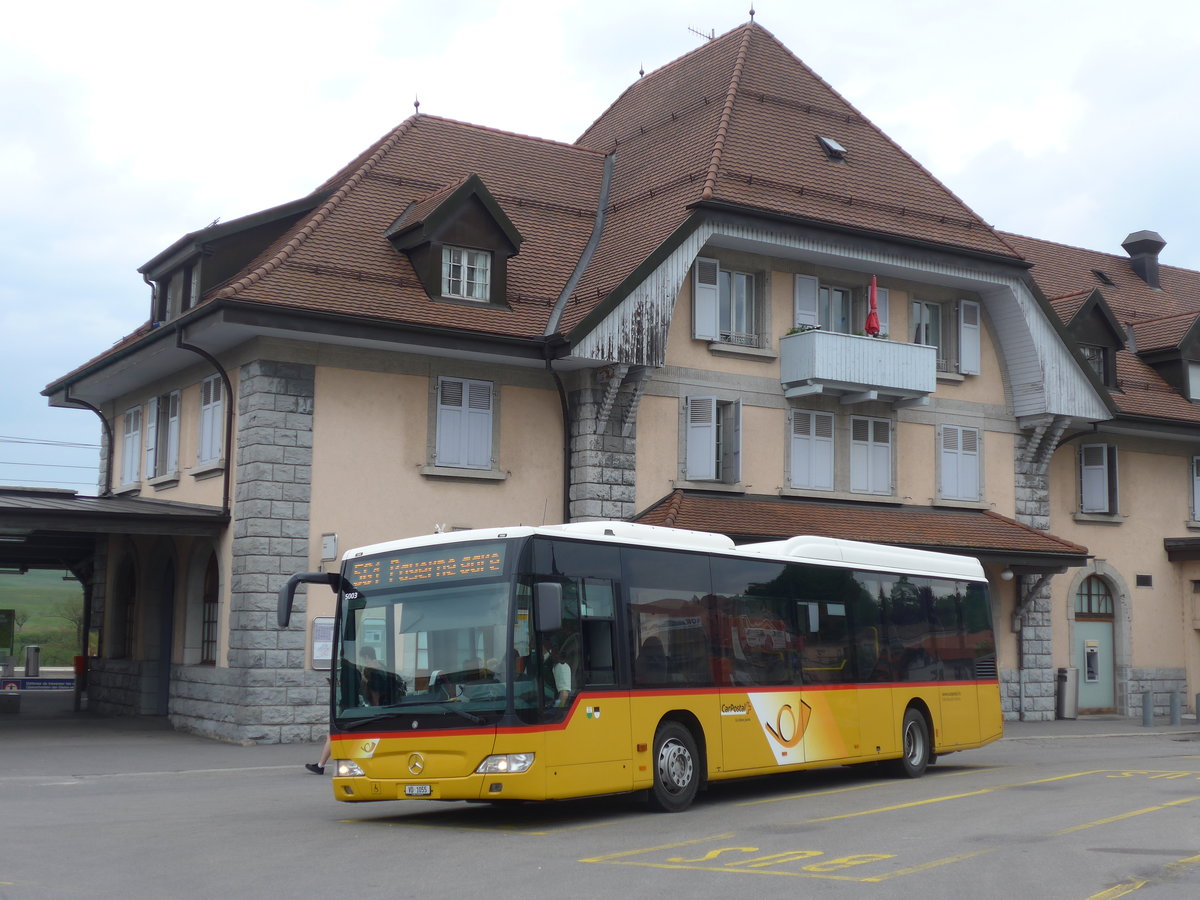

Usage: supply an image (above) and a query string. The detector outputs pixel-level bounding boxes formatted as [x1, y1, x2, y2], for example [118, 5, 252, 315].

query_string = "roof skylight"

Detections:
[817, 135, 847, 161]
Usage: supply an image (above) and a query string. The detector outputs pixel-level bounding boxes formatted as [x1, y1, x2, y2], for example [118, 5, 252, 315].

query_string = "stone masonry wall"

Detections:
[1008, 434, 1055, 721]
[168, 360, 326, 744]
[568, 378, 638, 522]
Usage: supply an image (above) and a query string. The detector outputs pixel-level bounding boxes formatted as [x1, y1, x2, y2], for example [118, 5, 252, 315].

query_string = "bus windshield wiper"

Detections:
[434, 702, 485, 724]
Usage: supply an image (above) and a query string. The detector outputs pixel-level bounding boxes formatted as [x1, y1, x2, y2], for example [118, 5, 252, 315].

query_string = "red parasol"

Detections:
[865, 275, 881, 336]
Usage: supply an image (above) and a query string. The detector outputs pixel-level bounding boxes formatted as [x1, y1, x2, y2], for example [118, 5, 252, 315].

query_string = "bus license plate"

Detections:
[405, 784, 432, 796]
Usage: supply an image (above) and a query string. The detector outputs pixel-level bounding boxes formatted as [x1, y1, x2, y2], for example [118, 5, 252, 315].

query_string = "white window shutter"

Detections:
[693, 258, 720, 341]
[850, 417, 871, 493]
[875, 287, 890, 336]
[870, 419, 891, 493]
[794, 274, 819, 328]
[1080, 444, 1109, 512]
[464, 381, 494, 469]
[122, 408, 141, 484]
[199, 377, 223, 463]
[145, 397, 159, 478]
[940, 425, 980, 500]
[686, 397, 717, 480]
[791, 411, 834, 489]
[958, 300, 981, 375]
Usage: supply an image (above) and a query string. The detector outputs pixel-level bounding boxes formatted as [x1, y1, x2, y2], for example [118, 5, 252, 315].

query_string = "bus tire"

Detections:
[648, 721, 699, 812]
[890, 708, 930, 778]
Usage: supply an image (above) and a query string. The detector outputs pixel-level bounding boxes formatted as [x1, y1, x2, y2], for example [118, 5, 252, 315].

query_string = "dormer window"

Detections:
[1080, 344, 1114, 387]
[442, 246, 491, 301]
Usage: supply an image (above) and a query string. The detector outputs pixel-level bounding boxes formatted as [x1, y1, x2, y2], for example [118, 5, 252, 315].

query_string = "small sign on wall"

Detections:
[312, 617, 334, 671]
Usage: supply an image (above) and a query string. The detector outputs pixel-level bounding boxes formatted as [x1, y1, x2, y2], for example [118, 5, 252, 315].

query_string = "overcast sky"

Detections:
[3, 0, 1198, 493]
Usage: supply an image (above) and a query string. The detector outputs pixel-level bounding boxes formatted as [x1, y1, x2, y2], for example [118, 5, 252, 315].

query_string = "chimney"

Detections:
[1121, 230, 1166, 288]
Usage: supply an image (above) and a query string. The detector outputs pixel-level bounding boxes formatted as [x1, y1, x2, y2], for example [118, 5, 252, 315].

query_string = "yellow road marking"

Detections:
[863, 848, 997, 882]
[1054, 796, 1199, 835]
[580, 834, 735, 863]
[1086, 852, 1200, 899]
[788, 770, 1107, 825]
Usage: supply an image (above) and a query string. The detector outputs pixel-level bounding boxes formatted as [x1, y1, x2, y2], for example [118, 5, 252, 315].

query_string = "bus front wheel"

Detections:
[648, 721, 699, 812]
[890, 708, 930, 778]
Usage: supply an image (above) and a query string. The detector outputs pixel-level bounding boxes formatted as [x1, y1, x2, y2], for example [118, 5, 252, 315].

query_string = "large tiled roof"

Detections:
[1004, 231, 1200, 426]
[214, 116, 607, 338]
[565, 24, 1019, 330]
[634, 490, 1088, 563]
[97, 21, 1024, 362]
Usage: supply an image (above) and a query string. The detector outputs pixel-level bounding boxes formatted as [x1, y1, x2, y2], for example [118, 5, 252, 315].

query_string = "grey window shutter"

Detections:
[686, 396, 717, 480]
[958, 300, 981, 375]
[794, 274, 819, 328]
[693, 258, 720, 341]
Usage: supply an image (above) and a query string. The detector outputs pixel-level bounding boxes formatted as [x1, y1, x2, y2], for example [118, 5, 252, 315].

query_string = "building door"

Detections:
[1075, 576, 1115, 711]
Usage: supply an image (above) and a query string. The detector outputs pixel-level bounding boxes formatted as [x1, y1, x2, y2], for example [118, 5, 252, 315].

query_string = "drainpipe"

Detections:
[545, 344, 572, 524]
[63, 386, 114, 496]
[175, 329, 234, 514]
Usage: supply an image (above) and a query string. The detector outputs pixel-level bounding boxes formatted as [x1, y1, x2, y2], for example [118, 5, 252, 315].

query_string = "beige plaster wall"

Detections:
[307, 367, 564, 597]
[1048, 441, 1194, 670]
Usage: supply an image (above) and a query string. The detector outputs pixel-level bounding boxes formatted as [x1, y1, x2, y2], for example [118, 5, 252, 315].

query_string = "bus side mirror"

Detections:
[535, 582, 563, 632]
[277, 572, 344, 628]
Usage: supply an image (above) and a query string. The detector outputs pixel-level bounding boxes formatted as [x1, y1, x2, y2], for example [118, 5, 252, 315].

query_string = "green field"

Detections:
[0, 569, 86, 666]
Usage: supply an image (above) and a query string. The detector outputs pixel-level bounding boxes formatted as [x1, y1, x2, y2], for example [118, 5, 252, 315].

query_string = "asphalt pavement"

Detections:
[3, 688, 1198, 777]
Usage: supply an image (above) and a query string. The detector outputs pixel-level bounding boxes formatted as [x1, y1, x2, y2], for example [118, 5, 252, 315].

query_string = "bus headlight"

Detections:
[476, 753, 535, 774]
[334, 759, 365, 777]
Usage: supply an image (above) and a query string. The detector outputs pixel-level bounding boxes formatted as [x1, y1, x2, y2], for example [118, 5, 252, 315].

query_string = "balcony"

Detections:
[780, 329, 937, 406]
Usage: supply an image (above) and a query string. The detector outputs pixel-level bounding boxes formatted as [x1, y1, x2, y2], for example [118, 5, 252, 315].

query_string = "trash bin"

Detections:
[1056, 666, 1078, 719]
[24, 645, 40, 678]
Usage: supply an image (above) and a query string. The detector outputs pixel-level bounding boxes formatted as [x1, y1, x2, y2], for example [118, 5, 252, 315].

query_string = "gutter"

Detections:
[175, 328, 234, 515]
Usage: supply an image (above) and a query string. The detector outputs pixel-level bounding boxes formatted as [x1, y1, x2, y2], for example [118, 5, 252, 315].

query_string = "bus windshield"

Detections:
[334, 539, 527, 727]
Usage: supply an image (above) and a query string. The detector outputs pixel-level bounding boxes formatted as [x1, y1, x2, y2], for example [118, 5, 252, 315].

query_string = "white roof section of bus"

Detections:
[342, 521, 983, 581]
[740, 535, 985, 582]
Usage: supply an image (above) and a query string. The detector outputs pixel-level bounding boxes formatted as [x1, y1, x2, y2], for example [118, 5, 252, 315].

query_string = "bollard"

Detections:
[1142, 690, 1153, 727]
[1170, 692, 1182, 726]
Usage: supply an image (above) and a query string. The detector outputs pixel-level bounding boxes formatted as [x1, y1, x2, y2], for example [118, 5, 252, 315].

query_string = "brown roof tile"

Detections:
[634, 490, 1089, 561]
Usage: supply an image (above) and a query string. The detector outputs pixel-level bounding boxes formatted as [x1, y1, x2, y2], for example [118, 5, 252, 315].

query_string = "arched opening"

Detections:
[1074, 574, 1116, 711]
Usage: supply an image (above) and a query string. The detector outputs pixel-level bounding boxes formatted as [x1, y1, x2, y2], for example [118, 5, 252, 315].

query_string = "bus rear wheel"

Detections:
[889, 708, 930, 778]
[648, 721, 699, 812]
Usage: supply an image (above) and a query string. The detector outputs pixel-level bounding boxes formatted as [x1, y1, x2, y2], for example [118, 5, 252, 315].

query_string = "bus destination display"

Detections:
[350, 543, 505, 588]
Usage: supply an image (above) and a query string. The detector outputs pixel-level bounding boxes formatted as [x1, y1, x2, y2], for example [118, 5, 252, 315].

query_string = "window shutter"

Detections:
[1192, 457, 1200, 520]
[144, 397, 159, 478]
[794, 274, 819, 328]
[693, 258, 720, 341]
[958, 300, 981, 375]
[940, 425, 980, 500]
[464, 381, 494, 469]
[1080, 443, 1110, 512]
[875, 287, 890, 336]
[791, 411, 834, 489]
[166, 391, 180, 473]
[122, 408, 141, 484]
[870, 419, 891, 494]
[199, 377, 223, 464]
[437, 377, 492, 469]
[436, 378, 466, 467]
[723, 400, 742, 484]
[686, 397, 717, 480]
[851, 417, 891, 494]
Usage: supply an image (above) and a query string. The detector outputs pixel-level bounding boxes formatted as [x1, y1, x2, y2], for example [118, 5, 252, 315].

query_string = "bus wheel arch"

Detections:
[647, 713, 705, 812]
[889, 703, 932, 778]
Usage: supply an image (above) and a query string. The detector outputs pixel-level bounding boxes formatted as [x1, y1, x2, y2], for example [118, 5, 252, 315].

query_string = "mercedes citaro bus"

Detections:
[279, 521, 1001, 811]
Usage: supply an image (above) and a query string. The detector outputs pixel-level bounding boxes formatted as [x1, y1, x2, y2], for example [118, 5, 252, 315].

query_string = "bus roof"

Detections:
[343, 521, 985, 581]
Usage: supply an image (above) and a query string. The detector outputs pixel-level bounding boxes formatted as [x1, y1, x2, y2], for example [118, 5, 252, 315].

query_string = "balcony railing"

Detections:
[780, 329, 937, 405]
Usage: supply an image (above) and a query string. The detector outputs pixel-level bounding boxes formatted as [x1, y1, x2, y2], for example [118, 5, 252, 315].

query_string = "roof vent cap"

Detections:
[1121, 230, 1166, 288]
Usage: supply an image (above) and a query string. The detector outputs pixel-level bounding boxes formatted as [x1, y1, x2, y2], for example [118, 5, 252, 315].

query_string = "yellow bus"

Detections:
[279, 521, 1002, 812]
